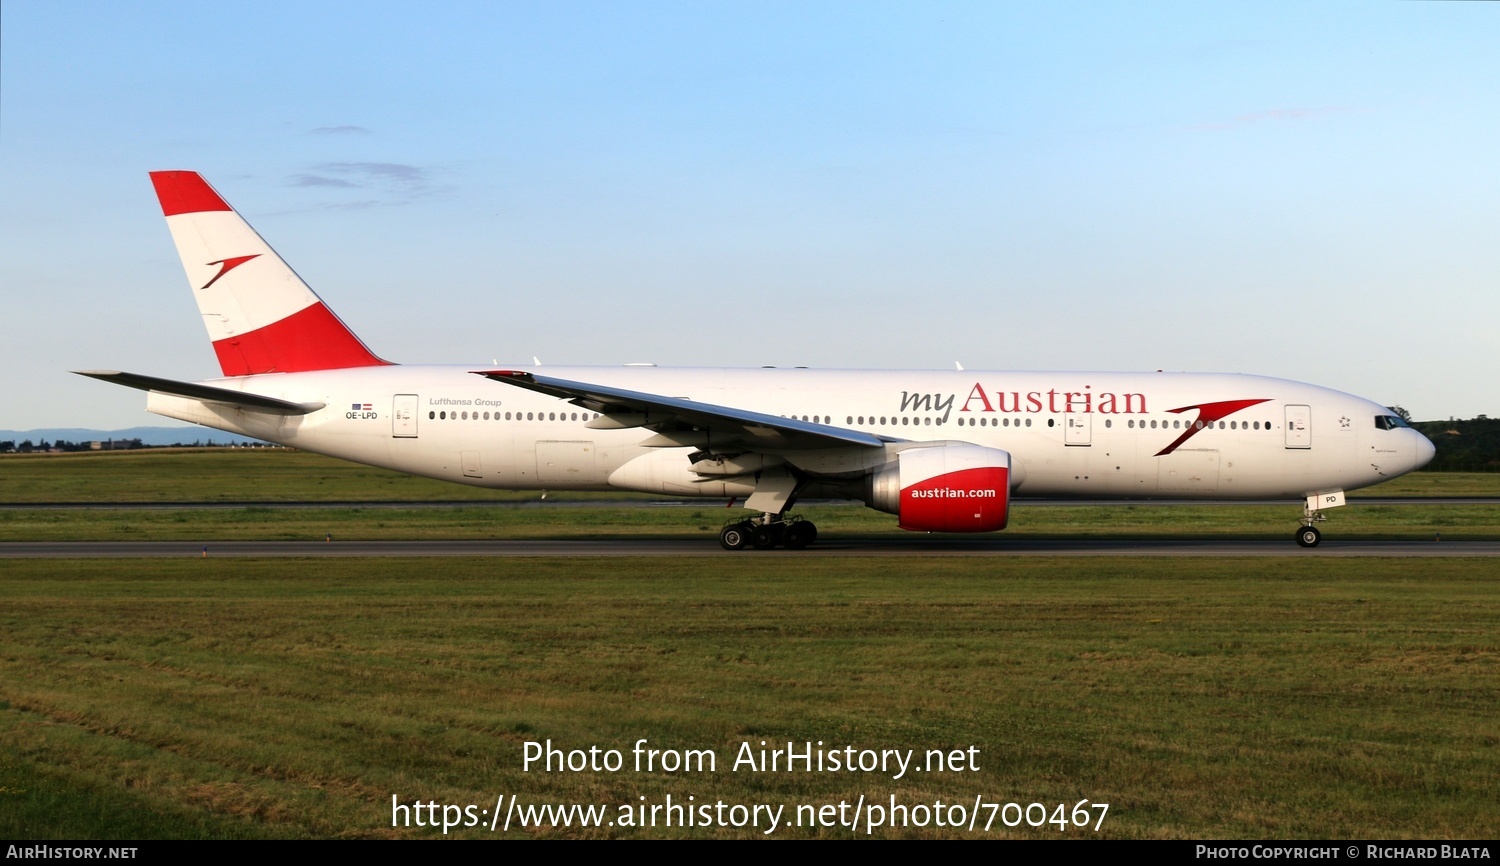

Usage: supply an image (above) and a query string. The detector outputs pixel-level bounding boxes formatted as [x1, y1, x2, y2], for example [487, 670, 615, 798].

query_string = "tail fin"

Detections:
[149, 171, 390, 377]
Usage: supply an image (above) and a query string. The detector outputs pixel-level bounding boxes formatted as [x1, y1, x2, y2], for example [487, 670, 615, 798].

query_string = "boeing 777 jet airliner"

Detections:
[79, 172, 1435, 549]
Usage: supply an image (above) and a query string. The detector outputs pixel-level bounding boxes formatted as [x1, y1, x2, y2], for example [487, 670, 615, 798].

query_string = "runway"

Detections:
[3, 538, 1496, 558]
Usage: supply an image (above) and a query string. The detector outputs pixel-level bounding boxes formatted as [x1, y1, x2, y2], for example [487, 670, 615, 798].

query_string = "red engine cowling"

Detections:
[865, 445, 1012, 532]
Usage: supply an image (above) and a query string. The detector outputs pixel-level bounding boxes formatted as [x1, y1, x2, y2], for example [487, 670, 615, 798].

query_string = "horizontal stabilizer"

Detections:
[73, 370, 325, 416]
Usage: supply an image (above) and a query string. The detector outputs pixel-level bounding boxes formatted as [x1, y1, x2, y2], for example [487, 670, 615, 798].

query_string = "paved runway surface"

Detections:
[3, 539, 1495, 558]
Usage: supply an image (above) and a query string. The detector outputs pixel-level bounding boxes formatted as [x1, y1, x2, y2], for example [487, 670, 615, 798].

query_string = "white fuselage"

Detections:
[146, 365, 1434, 502]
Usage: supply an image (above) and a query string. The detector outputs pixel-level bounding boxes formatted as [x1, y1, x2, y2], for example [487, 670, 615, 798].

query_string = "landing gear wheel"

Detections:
[783, 521, 817, 550]
[1295, 526, 1321, 548]
[751, 526, 780, 550]
[719, 524, 750, 550]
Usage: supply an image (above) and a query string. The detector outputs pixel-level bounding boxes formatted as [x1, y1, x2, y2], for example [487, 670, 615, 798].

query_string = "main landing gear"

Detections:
[719, 515, 818, 551]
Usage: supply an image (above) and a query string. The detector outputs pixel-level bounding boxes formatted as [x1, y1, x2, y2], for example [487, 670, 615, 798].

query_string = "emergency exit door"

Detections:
[393, 394, 419, 438]
[1285, 404, 1310, 449]
[1064, 413, 1091, 446]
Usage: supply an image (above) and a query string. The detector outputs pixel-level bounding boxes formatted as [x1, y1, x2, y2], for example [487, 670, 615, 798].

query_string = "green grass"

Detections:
[1, 557, 1495, 839]
[3, 450, 1496, 838]
[1348, 471, 1500, 497]
[0, 449, 650, 503]
[4, 450, 1496, 544]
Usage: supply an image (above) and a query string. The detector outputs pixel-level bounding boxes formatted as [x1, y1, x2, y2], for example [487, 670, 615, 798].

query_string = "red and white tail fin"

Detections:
[149, 171, 390, 377]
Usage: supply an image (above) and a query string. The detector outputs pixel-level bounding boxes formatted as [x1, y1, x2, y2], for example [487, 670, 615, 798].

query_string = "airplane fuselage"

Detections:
[144, 365, 1433, 502]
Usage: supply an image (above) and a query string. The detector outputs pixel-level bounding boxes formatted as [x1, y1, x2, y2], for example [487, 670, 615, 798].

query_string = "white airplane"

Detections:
[79, 171, 1435, 549]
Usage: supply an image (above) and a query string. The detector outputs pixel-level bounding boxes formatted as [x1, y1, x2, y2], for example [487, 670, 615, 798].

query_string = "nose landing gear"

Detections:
[1295, 492, 1342, 547]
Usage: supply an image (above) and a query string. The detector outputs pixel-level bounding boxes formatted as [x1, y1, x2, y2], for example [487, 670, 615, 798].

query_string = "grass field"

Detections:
[2, 450, 1497, 839]
[3, 449, 1498, 544]
[0, 449, 648, 503]
[2, 557, 1496, 839]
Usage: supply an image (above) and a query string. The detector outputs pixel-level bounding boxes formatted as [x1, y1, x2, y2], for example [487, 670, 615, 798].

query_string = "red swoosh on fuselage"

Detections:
[1154, 398, 1272, 456]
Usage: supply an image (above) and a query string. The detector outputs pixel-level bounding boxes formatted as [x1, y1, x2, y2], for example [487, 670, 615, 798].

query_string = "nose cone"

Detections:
[1412, 429, 1436, 470]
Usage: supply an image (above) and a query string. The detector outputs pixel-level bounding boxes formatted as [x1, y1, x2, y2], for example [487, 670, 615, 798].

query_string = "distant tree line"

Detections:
[0, 438, 270, 453]
[1409, 414, 1500, 472]
[0, 439, 146, 453]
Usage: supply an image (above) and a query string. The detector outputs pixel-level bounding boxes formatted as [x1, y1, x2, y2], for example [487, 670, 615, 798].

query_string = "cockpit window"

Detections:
[1374, 415, 1411, 430]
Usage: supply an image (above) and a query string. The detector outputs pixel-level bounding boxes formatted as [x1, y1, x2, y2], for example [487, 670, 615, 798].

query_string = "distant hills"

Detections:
[0, 427, 266, 449]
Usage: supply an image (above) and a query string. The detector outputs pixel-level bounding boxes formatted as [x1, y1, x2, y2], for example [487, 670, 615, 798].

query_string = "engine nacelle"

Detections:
[865, 444, 1012, 532]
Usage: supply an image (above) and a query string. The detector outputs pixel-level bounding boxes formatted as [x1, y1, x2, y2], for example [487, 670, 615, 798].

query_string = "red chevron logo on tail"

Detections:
[200, 254, 261, 290]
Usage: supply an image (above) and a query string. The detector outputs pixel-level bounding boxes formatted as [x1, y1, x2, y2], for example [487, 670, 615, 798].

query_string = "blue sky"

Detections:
[3, 1, 1496, 429]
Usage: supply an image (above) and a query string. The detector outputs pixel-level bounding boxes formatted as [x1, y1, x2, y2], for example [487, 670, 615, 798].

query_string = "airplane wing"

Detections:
[473, 370, 889, 450]
[74, 370, 326, 416]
